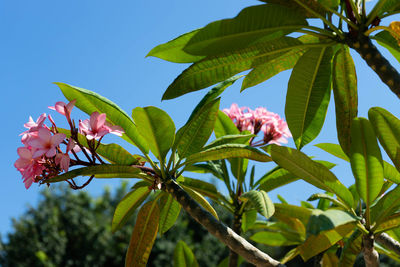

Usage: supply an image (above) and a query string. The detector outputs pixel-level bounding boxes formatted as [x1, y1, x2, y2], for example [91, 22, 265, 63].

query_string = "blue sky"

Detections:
[1, 0, 400, 237]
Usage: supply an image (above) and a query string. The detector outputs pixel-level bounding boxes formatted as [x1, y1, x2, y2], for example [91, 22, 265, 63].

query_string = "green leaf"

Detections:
[204, 134, 254, 149]
[173, 240, 199, 267]
[112, 186, 150, 233]
[280, 248, 300, 264]
[147, 29, 204, 63]
[163, 37, 311, 100]
[350, 118, 384, 208]
[184, 4, 308, 55]
[132, 106, 175, 160]
[46, 165, 143, 183]
[332, 45, 358, 155]
[214, 111, 240, 138]
[181, 185, 219, 219]
[339, 230, 362, 266]
[316, 143, 400, 183]
[307, 193, 349, 210]
[240, 190, 275, 219]
[58, 128, 142, 165]
[175, 98, 220, 158]
[371, 185, 400, 227]
[179, 177, 222, 201]
[185, 144, 271, 165]
[187, 75, 243, 122]
[159, 194, 181, 234]
[250, 231, 302, 246]
[375, 0, 400, 17]
[369, 107, 400, 172]
[54, 83, 148, 152]
[306, 209, 357, 236]
[274, 203, 312, 226]
[318, 0, 339, 9]
[269, 145, 354, 209]
[256, 160, 335, 192]
[125, 200, 159, 267]
[375, 213, 400, 233]
[285, 46, 333, 149]
[241, 46, 306, 91]
[260, 0, 327, 17]
[242, 209, 257, 232]
[374, 31, 400, 64]
[299, 223, 355, 261]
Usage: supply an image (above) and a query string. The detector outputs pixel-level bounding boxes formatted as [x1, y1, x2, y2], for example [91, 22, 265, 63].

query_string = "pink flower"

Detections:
[79, 112, 124, 140]
[20, 113, 47, 144]
[223, 104, 291, 146]
[14, 147, 45, 189]
[55, 138, 75, 172]
[49, 100, 76, 122]
[27, 128, 66, 158]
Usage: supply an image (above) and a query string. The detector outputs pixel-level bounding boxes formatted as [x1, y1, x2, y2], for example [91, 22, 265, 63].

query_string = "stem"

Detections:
[363, 234, 380, 267]
[376, 232, 400, 256]
[324, 5, 359, 30]
[163, 179, 283, 267]
[345, 33, 400, 99]
[229, 210, 243, 267]
[347, 0, 362, 24]
[365, 26, 400, 41]
[366, 0, 388, 26]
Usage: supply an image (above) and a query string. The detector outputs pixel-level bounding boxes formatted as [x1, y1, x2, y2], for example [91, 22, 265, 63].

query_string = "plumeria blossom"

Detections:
[79, 111, 124, 140]
[16, 99, 125, 189]
[223, 104, 291, 146]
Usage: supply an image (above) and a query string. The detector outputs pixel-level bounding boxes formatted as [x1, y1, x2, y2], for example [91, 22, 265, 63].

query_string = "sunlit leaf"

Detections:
[371, 185, 400, 226]
[54, 83, 148, 152]
[112, 186, 150, 233]
[132, 106, 175, 160]
[269, 145, 354, 209]
[125, 200, 159, 267]
[173, 240, 199, 267]
[374, 30, 400, 64]
[159, 193, 181, 234]
[240, 190, 275, 219]
[274, 203, 312, 226]
[339, 230, 362, 266]
[285, 46, 333, 149]
[181, 185, 219, 219]
[332, 45, 358, 155]
[184, 4, 308, 55]
[350, 117, 384, 208]
[250, 231, 302, 246]
[147, 29, 204, 63]
[306, 209, 357, 236]
[214, 111, 240, 138]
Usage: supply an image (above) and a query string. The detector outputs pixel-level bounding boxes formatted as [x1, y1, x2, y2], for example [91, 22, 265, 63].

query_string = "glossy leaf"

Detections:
[163, 37, 312, 100]
[306, 209, 357, 236]
[332, 45, 358, 155]
[316, 142, 400, 183]
[175, 98, 220, 158]
[260, 0, 327, 17]
[250, 231, 302, 247]
[339, 230, 362, 266]
[204, 134, 254, 150]
[322, 251, 340, 267]
[132, 106, 175, 160]
[240, 190, 275, 219]
[184, 4, 308, 55]
[181, 185, 219, 219]
[147, 29, 204, 63]
[375, 213, 400, 233]
[369, 107, 400, 172]
[285, 46, 333, 149]
[173, 240, 199, 267]
[299, 223, 355, 261]
[307, 193, 349, 211]
[187, 75, 243, 122]
[47, 165, 143, 183]
[274, 203, 312, 226]
[241, 46, 306, 91]
[179, 177, 222, 201]
[374, 30, 400, 64]
[54, 83, 148, 152]
[269, 145, 354, 209]
[214, 111, 240, 138]
[159, 194, 181, 234]
[350, 118, 384, 207]
[371, 185, 400, 226]
[280, 248, 300, 264]
[112, 186, 150, 233]
[256, 160, 335, 192]
[125, 200, 159, 267]
[242, 209, 257, 232]
[185, 144, 271, 165]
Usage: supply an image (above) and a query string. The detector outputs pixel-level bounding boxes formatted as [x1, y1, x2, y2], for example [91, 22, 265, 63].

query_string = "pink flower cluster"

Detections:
[15, 100, 124, 189]
[222, 104, 291, 146]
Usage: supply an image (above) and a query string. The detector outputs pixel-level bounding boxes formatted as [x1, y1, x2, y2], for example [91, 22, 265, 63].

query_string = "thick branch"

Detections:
[376, 232, 400, 256]
[346, 33, 400, 99]
[363, 234, 380, 267]
[163, 180, 283, 267]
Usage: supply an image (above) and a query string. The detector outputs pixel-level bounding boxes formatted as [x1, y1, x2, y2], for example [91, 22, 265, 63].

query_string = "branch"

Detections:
[363, 234, 380, 267]
[163, 179, 284, 267]
[376, 232, 400, 256]
[345, 33, 400, 99]
[229, 211, 242, 267]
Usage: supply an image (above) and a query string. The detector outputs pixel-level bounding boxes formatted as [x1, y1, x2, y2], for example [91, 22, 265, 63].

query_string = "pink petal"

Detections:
[33, 149, 47, 158]
[51, 133, 66, 146]
[37, 128, 52, 142]
[45, 148, 57, 158]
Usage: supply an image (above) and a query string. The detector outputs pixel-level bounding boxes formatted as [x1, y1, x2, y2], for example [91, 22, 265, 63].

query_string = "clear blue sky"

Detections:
[1, 0, 400, 237]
